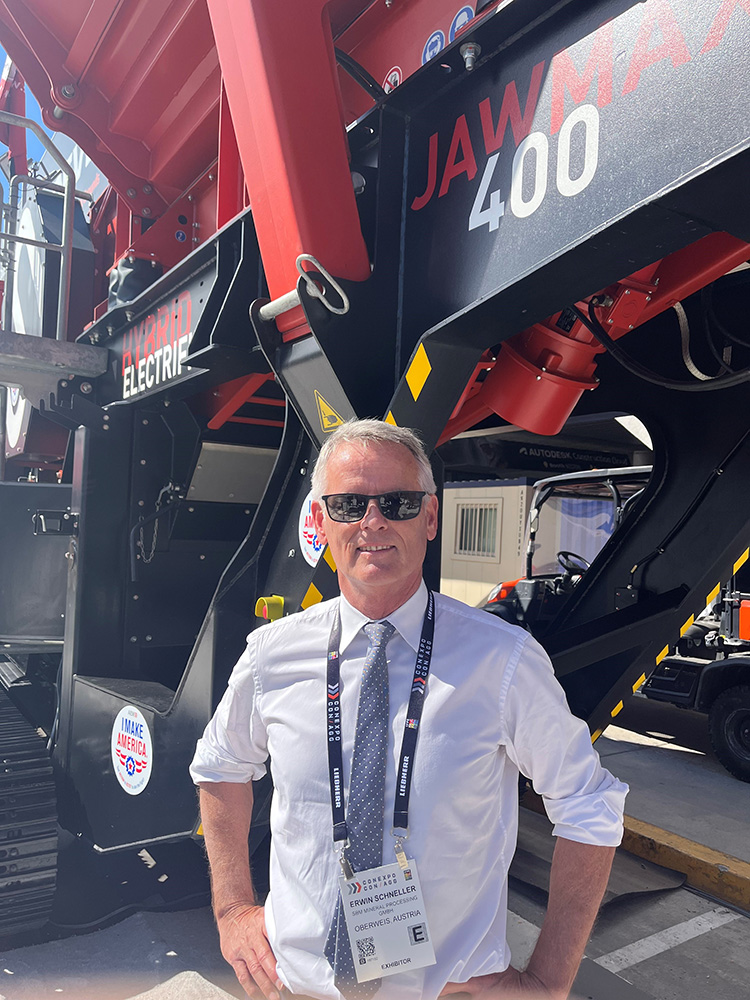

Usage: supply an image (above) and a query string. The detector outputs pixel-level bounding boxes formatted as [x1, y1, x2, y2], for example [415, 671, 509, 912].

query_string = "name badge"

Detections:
[339, 859, 436, 983]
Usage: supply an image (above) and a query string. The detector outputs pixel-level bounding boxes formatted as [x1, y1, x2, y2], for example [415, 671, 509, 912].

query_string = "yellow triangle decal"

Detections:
[315, 390, 345, 433]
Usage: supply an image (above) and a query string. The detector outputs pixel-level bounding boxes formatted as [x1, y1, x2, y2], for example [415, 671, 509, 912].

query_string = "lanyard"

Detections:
[326, 590, 435, 875]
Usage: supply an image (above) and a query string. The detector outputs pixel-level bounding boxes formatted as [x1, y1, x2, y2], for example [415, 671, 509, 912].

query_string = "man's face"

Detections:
[311, 441, 438, 614]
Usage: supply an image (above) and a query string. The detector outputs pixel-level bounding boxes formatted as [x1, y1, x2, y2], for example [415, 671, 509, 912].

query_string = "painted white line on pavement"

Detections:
[594, 907, 742, 972]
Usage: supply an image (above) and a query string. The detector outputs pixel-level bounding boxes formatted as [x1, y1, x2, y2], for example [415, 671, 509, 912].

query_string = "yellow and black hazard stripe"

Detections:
[298, 545, 339, 612]
[591, 543, 750, 744]
[384, 336, 483, 450]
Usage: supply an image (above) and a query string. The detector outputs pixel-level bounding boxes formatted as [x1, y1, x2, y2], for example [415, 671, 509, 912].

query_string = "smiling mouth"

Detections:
[358, 544, 394, 552]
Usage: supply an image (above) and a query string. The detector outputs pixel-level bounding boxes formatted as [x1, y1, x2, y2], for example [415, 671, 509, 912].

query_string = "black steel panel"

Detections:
[0, 483, 71, 638]
[66, 677, 198, 846]
[397, 0, 750, 338]
[81, 213, 269, 406]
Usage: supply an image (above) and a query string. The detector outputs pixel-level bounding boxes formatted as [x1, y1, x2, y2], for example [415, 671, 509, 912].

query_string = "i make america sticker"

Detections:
[111, 705, 153, 795]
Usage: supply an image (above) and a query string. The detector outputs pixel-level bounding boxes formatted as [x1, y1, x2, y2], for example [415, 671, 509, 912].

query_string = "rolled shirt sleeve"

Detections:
[189, 635, 269, 784]
[499, 632, 628, 847]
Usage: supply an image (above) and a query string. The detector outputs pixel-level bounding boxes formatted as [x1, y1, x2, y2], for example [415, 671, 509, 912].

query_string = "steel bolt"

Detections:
[61, 83, 76, 99]
[138, 500, 145, 506]
[142, 419, 149, 425]
[199, 554, 206, 560]
[80, 382, 92, 394]
[103, 413, 110, 421]
[145, 635, 152, 642]
[52, 106, 65, 120]
[142, 206, 152, 217]
[460, 42, 481, 72]
[130, 636, 137, 643]
[143, 184, 153, 195]
[126, 188, 137, 199]
[133, 594, 139, 600]
[140, 459, 147, 465]
[60, 380, 68, 388]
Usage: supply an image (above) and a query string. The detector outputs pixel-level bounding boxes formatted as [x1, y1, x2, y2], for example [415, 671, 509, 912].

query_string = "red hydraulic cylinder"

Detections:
[205, 0, 371, 330]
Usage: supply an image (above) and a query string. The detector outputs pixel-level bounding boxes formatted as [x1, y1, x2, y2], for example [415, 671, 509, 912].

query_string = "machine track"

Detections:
[0, 686, 58, 937]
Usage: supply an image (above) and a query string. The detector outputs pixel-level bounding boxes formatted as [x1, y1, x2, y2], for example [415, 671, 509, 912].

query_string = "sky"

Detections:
[1, 45, 54, 163]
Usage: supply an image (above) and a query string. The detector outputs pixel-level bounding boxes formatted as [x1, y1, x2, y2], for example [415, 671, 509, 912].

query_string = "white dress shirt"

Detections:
[190, 582, 627, 1000]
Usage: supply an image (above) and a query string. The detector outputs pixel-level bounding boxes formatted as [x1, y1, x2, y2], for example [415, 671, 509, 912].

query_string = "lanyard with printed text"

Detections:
[326, 590, 435, 877]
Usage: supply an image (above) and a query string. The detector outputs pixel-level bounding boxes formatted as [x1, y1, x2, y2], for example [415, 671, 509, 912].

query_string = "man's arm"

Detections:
[199, 781, 283, 1000]
[524, 837, 614, 995]
[442, 837, 614, 998]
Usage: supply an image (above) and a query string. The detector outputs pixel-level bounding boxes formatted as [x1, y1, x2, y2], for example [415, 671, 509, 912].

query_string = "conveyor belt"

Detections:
[0, 686, 58, 936]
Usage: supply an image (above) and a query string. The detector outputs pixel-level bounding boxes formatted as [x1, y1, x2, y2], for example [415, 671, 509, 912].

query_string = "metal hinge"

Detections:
[32, 509, 79, 536]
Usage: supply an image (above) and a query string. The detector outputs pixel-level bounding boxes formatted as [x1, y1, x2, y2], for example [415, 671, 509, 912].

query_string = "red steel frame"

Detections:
[205, 0, 372, 330]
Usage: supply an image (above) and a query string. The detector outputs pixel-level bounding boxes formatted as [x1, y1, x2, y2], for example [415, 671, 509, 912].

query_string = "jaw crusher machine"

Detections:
[0, 0, 748, 932]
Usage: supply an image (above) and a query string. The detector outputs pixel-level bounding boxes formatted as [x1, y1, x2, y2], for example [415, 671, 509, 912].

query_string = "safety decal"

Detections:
[299, 491, 324, 567]
[111, 705, 153, 796]
[422, 30, 445, 65]
[405, 343, 432, 401]
[315, 390, 345, 433]
[301, 582, 323, 610]
[383, 66, 402, 93]
[449, 6, 474, 42]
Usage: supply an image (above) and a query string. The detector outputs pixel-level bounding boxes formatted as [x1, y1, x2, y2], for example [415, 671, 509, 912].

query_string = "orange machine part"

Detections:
[740, 601, 750, 642]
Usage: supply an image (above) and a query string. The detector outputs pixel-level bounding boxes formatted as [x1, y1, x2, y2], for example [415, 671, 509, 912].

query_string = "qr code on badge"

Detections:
[356, 936, 377, 965]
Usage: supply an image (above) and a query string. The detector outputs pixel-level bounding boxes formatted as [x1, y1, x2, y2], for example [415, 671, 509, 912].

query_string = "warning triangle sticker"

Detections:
[315, 390, 345, 433]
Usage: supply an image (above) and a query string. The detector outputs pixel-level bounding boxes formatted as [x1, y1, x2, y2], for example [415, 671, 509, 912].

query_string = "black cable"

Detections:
[335, 48, 387, 101]
[569, 303, 750, 391]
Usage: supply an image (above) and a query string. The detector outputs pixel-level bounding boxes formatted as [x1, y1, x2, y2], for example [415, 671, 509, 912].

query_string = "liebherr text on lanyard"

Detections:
[326, 590, 435, 879]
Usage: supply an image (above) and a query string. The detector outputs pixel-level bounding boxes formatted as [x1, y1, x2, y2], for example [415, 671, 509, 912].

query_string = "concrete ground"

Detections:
[598, 695, 750, 865]
[1, 698, 748, 1000]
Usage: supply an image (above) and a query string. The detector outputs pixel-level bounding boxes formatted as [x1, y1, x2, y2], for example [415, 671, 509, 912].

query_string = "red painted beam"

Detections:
[206, 0, 371, 317]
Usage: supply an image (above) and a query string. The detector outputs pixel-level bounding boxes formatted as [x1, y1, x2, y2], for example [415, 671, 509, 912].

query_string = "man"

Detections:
[191, 419, 627, 1000]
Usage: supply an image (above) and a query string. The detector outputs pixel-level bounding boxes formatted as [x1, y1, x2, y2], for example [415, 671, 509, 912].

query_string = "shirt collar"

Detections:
[338, 580, 429, 655]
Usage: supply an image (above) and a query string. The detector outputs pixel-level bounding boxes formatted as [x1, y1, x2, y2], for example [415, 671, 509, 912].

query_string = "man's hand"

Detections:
[216, 900, 283, 999]
[440, 967, 555, 998]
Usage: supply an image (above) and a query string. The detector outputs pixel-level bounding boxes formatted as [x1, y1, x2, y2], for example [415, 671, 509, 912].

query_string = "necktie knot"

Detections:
[363, 620, 396, 648]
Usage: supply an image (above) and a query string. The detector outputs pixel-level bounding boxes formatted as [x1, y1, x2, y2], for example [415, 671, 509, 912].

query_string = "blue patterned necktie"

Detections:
[325, 620, 396, 998]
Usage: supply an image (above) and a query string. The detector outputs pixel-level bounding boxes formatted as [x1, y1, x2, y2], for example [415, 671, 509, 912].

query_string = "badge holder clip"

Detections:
[392, 827, 409, 870]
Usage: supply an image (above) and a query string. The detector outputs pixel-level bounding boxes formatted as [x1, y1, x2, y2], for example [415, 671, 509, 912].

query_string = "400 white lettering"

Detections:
[469, 104, 599, 233]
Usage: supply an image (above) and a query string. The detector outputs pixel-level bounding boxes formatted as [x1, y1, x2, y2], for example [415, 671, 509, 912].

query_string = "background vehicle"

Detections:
[0, 0, 748, 937]
[484, 467, 750, 781]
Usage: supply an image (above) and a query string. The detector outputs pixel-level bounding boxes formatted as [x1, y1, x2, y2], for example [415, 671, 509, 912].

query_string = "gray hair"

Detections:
[310, 418, 436, 499]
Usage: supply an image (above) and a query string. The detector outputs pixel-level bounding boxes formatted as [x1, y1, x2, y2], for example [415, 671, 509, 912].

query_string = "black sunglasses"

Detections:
[322, 491, 427, 522]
